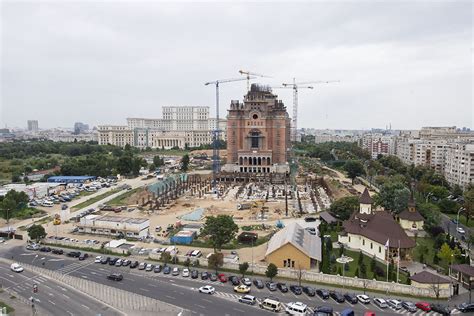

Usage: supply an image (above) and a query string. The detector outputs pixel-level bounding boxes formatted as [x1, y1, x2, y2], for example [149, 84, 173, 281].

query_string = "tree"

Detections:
[208, 253, 223, 273]
[354, 268, 360, 278]
[181, 154, 190, 172]
[239, 262, 249, 277]
[265, 263, 278, 281]
[329, 196, 359, 221]
[153, 155, 164, 167]
[27, 224, 47, 242]
[161, 252, 171, 264]
[360, 262, 368, 279]
[375, 181, 410, 213]
[344, 160, 365, 184]
[417, 245, 429, 264]
[463, 185, 474, 226]
[437, 243, 454, 266]
[184, 257, 191, 267]
[201, 215, 239, 252]
[358, 251, 364, 266]
[370, 255, 377, 273]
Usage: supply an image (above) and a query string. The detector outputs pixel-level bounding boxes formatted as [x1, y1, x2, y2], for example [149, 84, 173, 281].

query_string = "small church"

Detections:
[338, 188, 416, 262]
[398, 194, 424, 234]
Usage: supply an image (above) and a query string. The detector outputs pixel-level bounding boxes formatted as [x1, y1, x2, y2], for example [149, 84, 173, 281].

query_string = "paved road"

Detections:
[4, 246, 466, 316]
[0, 261, 121, 316]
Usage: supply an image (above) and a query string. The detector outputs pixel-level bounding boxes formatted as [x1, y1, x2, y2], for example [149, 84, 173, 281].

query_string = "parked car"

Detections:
[78, 253, 89, 261]
[415, 302, 431, 312]
[277, 283, 288, 293]
[313, 306, 333, 315]
[241, 277, 252, 286]
[265, 281, 277, 291]
[316, 289, 330, 300]
[172, 267, 180, 276]
[201, 271, 209, 280]
[67, 251, 81, 258]
[163, 266, 171, 274]
[130, 261, 139, 269]
[430, 303, 451, 315]
[402, 301, 417, 313]
[218, 273, 227, 283]
[122, 259, 131, 266]
[109, 257, 118, 265]
[239, 295, 256, 305]
[191, 270, 198, 279]
[387, 299, 402, 310]
[344, 293, 358, 304]
[289, 285, 302, 295]
[100, 257, 110, 264]
[302, 286, 315, 296]
[39, 246, 51, 252]
[107, 273, 123, 281]
[356, 294, 370, 304]
[94, 256, 102, 263]
[51, 248, 63, 255]
[253, 279, 264, 289]
[329, 291, 345, 303]
[182, 268, 190, 277]
[229, 276, 240, 286]
[145, 263, 154, 271]
[138, 262, 146, 270]
[198, 285, 215, 294]
[210, 273, 218, 282]
[285, 302, 308, 315]
[115, 259, 123, 266]
[458, 302, 474, 313]
[153, 264, 162, 273]
[373, 298, 388, 309]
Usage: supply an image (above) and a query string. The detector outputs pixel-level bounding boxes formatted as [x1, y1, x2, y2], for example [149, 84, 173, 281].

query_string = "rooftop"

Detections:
[450, 264, 474, 277]
[359, 187, 373, 204]
[410, 271, 451, 284]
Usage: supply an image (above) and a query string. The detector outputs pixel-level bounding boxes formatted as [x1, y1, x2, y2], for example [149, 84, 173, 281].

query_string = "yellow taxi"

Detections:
[234, 285, 250, 294]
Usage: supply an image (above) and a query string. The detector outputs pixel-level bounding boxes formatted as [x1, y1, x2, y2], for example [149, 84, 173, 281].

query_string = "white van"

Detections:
[42, 200, 53, 207]
[10, 263, 24, 273]
[285, 302, 307, 315]
[191, 250, 202, 258]
[259, 298, 281, 312]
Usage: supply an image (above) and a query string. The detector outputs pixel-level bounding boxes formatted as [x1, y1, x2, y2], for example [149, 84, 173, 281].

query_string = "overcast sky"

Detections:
[1, 0, 472, 130]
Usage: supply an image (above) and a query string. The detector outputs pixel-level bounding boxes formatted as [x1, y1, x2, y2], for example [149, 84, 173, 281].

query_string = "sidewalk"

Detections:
[0, 288, 47, 316]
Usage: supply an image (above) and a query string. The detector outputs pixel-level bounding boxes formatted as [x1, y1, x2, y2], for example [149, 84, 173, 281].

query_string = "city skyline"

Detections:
[1, 1, 472, 130]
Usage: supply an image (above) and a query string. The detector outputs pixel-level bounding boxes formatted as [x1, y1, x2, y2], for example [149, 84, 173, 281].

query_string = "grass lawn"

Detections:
[107, 187, 142, 206]
[447, 213, 474, 228]
[329, 248, 409, 284]
[71, 188, 121, 210]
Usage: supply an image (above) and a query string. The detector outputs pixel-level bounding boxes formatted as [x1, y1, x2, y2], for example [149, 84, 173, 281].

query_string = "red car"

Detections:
[416, 302, 431, 312]
[364, 312, 376, 316]
[218, 273, 228, 283]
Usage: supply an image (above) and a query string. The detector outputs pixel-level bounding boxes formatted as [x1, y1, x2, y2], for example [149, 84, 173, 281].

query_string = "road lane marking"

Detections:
[196, 304, 205, 309]
[201, 298, 212, 303]
[48, 299, 56, 305]
[81, 304, 90, 309]
[63, 294, 70, 299]
[80, 275, 88, 279]
[165, 295, 176, 300]
[139, 288, 149, 292]
[233, 308, 245, 313]
[148, 283, 157, 287]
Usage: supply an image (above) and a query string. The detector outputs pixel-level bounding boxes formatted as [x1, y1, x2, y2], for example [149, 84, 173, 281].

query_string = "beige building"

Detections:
[398, 197, 424, 232]
[410, 271, 451, 290]
[444, 143, 474, 189]
[265, 222, 321, 270]
[98, 125, 134, 147]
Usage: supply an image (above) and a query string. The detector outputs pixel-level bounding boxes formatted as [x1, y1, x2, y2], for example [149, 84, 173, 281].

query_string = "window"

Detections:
[379, 246, 381, 253]
[370, 243, 373, 249]
[362, 239, 365, 246]
[291, 261, 295, 268]
[251, 131, 260, 149]
[283, 260, 287, 267]
[348, 236, 351, 242]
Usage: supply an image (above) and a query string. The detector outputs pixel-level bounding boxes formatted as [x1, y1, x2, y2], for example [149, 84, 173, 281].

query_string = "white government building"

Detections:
[98, 106, 226, 149]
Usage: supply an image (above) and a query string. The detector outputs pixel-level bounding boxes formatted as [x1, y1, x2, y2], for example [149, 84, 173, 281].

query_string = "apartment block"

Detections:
[444, 143, 474, 189]
[361, 133, 396, 159]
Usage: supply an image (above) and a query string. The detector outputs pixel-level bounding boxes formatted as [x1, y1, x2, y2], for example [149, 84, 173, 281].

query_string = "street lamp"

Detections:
[336, 255, 353, 288]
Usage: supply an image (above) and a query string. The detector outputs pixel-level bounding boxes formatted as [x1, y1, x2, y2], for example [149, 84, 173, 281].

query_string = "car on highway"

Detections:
[10, 263, 24, 273]
[344, 293, 358, 304]
[201, 271, 209, 280]
[229, 276, 240, 286]
[313, 306, 333, 316]
[130, 261, 139, 269]
[316, 289, 330, 300]
[241, 277, 252, 286]
[373, 298, 388, 308]
[100, 257, 110, 264]
[172, 267, 180, 276]
[430, 303, 451, 315]
[239, 295, 256, 305]
[198, 285, 215, 294]
[234, 285, 250, 294]
[416, 302, 431, 312]
[145, 264, 154, 271]
[329, 291, 345, 303]
[253, 279, 264, 289]
[387, 299, 402, 310]
[94, 256, 102, 263]
[458, 302, 474, 313]
[277, 283, 288, 293]
[289, 285, 302, 295]
[457, 227, 466, 234]
[78, 253, 89, 261]
[51, 248, 63, 255]
[182, 268, 190, 277]
[218, 273, 227, 282]
[163, 266, 171, 274]
[265, 281, 277, 291]
[191, 270, 198, 279]
[402, 301, 417, 313]
[356, 294, 370, 304]
[107, 273, 123, 281]
[302, 286, 315, 296]
[285, 302, 308, 315]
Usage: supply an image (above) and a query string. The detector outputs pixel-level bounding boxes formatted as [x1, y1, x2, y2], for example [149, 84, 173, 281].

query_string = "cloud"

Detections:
[1, 1, 472, 130]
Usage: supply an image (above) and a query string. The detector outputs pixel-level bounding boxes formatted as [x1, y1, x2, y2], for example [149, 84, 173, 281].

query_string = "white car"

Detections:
[374, 297, 388, 308]
[10, 263, 24, 273]
[387, 299, 402, 310]
[285, 302, 308, 315]
[198, 285, 215, 294]
[182, 268, 190, 277]
[94, 256, 102, 263]
[457, 227, 466, 234]
[356, 294, 370, 304]
[241, 277, 252, 286]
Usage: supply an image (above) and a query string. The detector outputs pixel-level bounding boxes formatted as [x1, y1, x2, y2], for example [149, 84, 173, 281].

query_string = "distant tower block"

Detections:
[222, 84, 291, 175]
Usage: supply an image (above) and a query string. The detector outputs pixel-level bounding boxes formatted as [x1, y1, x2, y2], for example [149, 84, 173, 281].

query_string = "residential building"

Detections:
[265, 222, 322, 270]
[361, 133, 396, 159]
[27, 120, 39, 133]
[449, 264, 474, 290]
[338, 188, 416, 261]
[77, 215, 150, 238]
[222, 84, 291, 174]
[444, 143, 474, 189]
